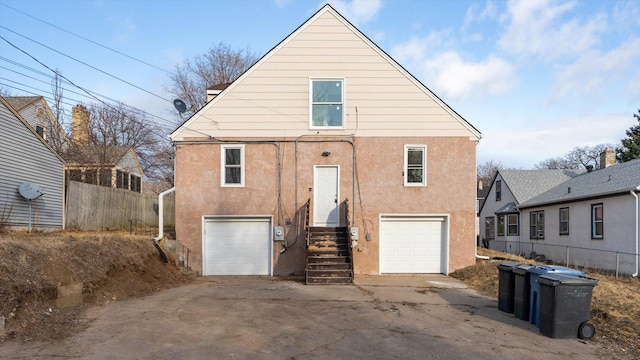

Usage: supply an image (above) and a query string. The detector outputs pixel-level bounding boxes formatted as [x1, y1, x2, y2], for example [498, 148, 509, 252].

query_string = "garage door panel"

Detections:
[380, 216, 446, 274]
[203, 218, 271, 276]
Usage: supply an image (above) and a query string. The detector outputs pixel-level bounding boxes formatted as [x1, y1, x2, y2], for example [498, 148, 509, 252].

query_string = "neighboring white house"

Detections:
[0, 96, 65, 230]
[479, 169, 582, 253]
[518, 158, 640, 275]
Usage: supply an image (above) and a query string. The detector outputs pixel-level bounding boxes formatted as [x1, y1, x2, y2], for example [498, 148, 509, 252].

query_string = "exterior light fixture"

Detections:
[321, 151, 331, 157]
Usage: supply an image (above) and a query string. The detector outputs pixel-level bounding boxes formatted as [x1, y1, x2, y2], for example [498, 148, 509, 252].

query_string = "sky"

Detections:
[1, 0, 639, 169]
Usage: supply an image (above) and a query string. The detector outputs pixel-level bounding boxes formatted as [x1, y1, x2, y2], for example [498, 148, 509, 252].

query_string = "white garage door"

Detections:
[203, 217, 272, 275]
[379, 216, 447, 274]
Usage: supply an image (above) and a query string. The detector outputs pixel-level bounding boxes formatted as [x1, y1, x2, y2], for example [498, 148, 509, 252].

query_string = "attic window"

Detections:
[35, 125, 45, 139]
[310, 79, 344, 129]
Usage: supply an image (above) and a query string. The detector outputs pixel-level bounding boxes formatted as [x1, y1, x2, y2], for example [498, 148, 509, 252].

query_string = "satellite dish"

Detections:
[18, 182, 46, 200]
[173, 99, 187, 114]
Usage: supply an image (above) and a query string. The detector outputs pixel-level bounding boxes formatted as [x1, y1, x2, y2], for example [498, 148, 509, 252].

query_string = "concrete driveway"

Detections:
[0, 275, 599, 359]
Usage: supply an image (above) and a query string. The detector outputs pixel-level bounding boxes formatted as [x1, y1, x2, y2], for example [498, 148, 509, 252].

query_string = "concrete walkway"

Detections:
[0, 275, 600, 359]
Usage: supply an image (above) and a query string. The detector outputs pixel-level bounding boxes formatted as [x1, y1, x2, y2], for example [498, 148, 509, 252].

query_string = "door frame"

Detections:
[313, 165, 340, 226]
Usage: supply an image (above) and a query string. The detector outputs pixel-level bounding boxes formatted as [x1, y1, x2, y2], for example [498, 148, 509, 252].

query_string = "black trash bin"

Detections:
[538, 273, 598, 339]
[497, 262, 520, 313]
[513, 264, 533, 321]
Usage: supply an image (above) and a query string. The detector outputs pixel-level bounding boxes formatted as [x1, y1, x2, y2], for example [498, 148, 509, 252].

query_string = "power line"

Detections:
[0, 2, 173, 75]
[0, 25, 172, 103]
[0, 37, 177, 127]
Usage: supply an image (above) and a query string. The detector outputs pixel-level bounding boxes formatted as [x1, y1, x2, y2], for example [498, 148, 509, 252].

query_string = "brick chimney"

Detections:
[599, 148, 615, 169]
[71, 105, 90, 145]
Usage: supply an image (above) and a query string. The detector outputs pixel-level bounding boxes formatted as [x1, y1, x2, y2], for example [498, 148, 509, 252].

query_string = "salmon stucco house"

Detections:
[170, 5, 482, 282]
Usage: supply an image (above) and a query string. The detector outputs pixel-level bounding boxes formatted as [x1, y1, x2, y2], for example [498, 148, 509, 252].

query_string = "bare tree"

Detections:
[168, 42, 258, 116]
[0, 85, 11, 97]
[65, 102, 171, 183]
[535, 144, 616, 170]
[477, 160, 503, 186]
[534, 157, 578, 170]
[44, 70, 71, 154]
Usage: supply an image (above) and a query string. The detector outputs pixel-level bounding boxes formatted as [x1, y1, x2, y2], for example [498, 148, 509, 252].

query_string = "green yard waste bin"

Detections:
[513, 264, 533, 321]
[538, 273, 598, 339]
[528, 265, 585, 326]
[497, 262, 520, 313]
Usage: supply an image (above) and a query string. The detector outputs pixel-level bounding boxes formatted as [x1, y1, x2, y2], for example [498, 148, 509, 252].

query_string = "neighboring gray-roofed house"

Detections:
[479, 169, 582, 251]
[518, 159, 640, 275]
[61, 145, 144, 192]
[0, 97, 65, 230]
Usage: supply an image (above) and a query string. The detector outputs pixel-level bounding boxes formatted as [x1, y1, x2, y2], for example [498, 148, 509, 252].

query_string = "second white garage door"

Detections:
[379, 215, 447, 274]
[202, 217, 272, 276]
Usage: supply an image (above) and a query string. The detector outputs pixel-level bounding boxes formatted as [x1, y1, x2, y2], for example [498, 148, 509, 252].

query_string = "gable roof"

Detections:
[3, 96, 42, 112]
[0, 96, 65, 164]
[519, 159, 640, 208]
[171, 4, 481, 141]
[498, 169, 583, 204]
[61, 145, 144, 175]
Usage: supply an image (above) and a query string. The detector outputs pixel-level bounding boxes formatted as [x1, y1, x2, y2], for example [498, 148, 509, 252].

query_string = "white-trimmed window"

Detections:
[404, 145, 426, 186]
[484, 217, 495, 240]
[507, 214, 519, 236]
[310, 79, 344, 128]
[559, 207, 569, 235]
[529, 211, 544, 239]
[591, 204, 603, 239]
[221, 144, 244, 187]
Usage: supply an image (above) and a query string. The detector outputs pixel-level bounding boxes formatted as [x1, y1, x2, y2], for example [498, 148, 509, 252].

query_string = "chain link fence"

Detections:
[486, 240, 638, 278]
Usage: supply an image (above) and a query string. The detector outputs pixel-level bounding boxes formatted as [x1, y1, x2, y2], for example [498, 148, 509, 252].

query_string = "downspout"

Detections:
[475, 140, 489, 261]
[152, 187, 175, 263]
[632, 188, 639, 277]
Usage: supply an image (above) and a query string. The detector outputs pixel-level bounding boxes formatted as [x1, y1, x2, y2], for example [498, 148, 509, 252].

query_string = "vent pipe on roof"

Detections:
[586, 165, 594, 172]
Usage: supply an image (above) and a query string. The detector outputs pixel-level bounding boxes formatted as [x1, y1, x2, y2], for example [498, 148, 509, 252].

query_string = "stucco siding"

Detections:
[0, 102, 64, 229]
[520, 195, 638, 274]
[174, 136, 477, 276]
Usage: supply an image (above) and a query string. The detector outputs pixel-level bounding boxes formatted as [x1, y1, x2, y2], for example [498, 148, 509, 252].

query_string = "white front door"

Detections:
[314, 165, 339, 226]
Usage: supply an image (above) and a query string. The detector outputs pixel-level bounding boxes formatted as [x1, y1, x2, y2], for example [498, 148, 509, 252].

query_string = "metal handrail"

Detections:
[304, 198, 311, 247]
[177, 242, 191, 270]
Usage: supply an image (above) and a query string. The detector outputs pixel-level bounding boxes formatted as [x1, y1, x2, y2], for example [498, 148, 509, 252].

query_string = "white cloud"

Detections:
[273, 0, 294, 8]
[463, 0, 499, 29]
[329, 0, 382, 25]
[499, 0, 607, 59]
[479, 112, 629, 168]
[423, 51, 515, 100]
[550, 37, 640, 104]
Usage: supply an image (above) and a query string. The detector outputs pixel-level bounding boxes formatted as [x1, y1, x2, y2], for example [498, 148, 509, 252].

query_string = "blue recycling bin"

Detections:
[528, 265, 585, 326]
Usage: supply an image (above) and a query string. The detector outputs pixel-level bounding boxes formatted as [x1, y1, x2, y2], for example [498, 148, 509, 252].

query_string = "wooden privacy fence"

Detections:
[66, 181, 175, 231]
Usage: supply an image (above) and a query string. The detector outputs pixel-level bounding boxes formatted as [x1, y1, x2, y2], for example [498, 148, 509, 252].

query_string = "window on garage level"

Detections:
[404, 145, 427, 186]
[221, 144, 244, 187]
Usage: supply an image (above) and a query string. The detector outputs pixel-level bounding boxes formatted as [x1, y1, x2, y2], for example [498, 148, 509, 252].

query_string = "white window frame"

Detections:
[559, 207, 569, 235]
[404, 144, 427, 187]
[507, 213, 519, 236]
[221, 144, 245, 187]
[591, 203, 603, 239]
[309, 78, 345, 129]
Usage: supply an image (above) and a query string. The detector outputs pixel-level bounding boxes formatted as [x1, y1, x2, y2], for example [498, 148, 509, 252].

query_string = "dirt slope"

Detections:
[451, 248, 639, 360]
[0, 232, 191, 341]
